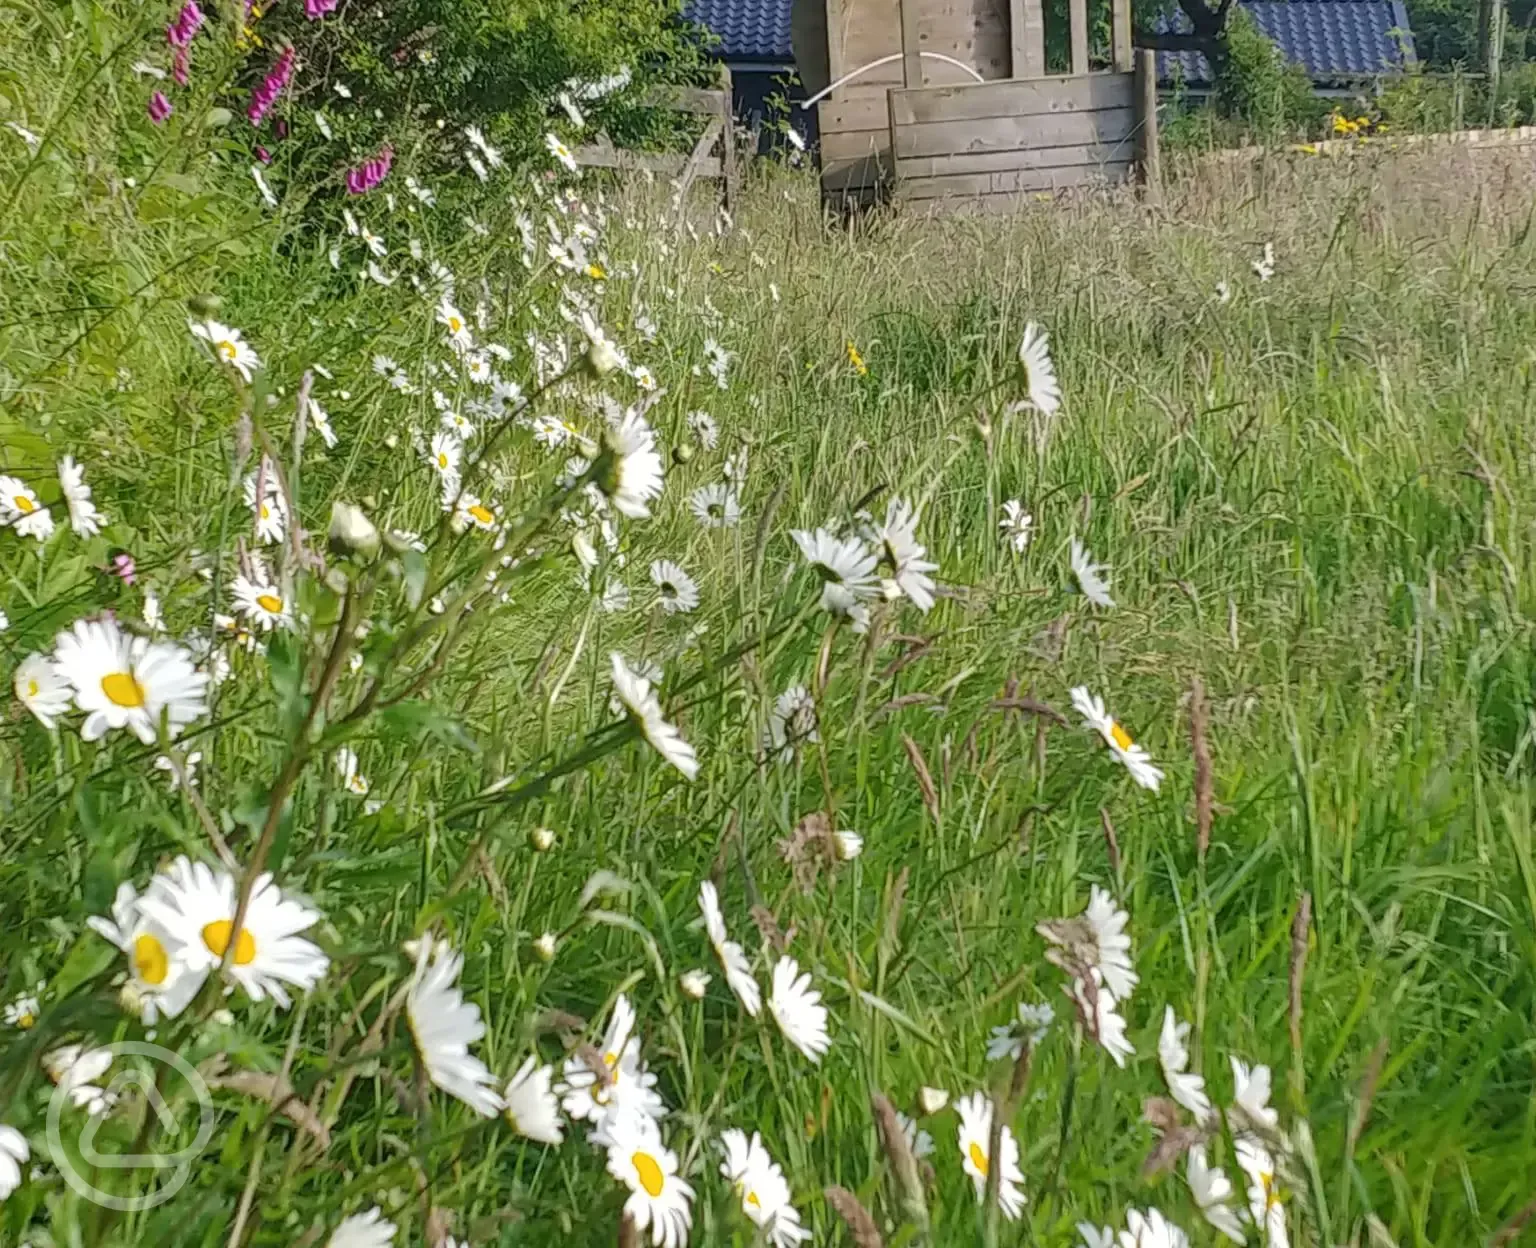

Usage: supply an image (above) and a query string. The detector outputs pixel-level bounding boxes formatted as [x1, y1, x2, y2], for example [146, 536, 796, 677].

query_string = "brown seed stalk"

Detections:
[825, 1186, 884, 1248]
[1190, 676, 1214, 860]
[902, 734, 940, 822]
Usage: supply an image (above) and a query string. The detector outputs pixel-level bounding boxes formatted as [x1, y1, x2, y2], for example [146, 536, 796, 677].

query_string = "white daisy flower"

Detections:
[42, 1044, 116, 1116]
[1215, 280, 1233, 304]
[791, 528, 878, 625]
[428, 430, 463, 482]
[251, 164, 278, 208]
[1118, 1207, 1190, 1248]
[243, 469, 287, 545]
[955, 1091, 1025, 1219]
[1069, 538, 1115, 608]
[649, 560, 699, 614]
[1158, 1007, 1214, 1123]
[1235, 1138, 1288, 1248]
[441, 409, 475, 440]
[308, 397, 338, 449]
[1014, 322, 1062, 415]
[3, 986, 41, 1028]
[452, 493, 500, 534]
[833, 830, 863, 860]
[335, 747, 369, 796]
[987, 1001, 1055, 1061]
[53, 617, 208, 744]
[719, 1128, 809, 1246]
[767, 956, 830, 1063]
[364, 260, 395, 287]
[404, 941, 504, 1117]
[702, 338, 732, 389]
[1000, 499, 1033, 552]
[632, 364, 657, 391]
[545, 132, 579, 174]
[0, 1125, 28, 1200]
[1070, 686, 1163, 792]
[610, 652, 698, 780]
[698, 880, 760, 1016]
[865, 497, 938, 611]
[231, 572, 294, 631]
[86, 880, 202, 1023]
[465, 352, 492, 385]
[1229, 1057, 1280, 1131]
[326, 1207, 396, 1248]
[1078, 1223, 1116, 1248]
[760, 685, 817, 762]
[153, 749, 201, 791]
[0, 474, 53, 541]
[560, 994, 666, 1127]
[679, 968, 710, 999]
[1187, 1144, 1246, 1243]
[437, 298, 473, 351]
[188, 319, 260, 383]
[503, 1056, 563, 1145]
[314, 110, 332, 139]
[13, 653, 71, 728]
[136, 855, 328, 1008]
[688, 483, 740, 529]
[1252, 242, 1276, 282]
[602, 1112, 693, 1248]
[599, 412, 663, 519]
[687, 410, 719, 449]
[1082, 884, 1139, 1000]
[58, 456, 105, 536]
[1079, 980, 1134, 1067]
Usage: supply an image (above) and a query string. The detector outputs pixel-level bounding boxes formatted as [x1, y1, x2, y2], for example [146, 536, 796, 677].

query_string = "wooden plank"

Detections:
[821, 157, 886, 194]
[896, 143, 1127, 178]
[1070, 0, 1089, 74]
[1012, 0, 1046, 78]
[893, 109, 1137, 159]
[889, 74, 1134, 126]
[820, 129, 892, 163]
[719, 65, 739, 210]
[574, 145, 706, 176]
[818, 86, 893, 138]
[900, 161, 1133, 199]
[640, 86, 729, 115]
[900, 0, 922, 86]
[825, 0, 848, 80]
[1135, 48, 1161, 198]
[1110, 0, 1133, 72]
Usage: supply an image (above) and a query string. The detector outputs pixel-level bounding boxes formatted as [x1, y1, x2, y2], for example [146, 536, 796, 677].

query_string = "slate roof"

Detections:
[1156, 1, 1416, 86]
[685, 0, 794, 62]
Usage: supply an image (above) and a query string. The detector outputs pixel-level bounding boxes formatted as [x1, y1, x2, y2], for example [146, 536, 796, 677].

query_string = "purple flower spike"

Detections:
[148, 91, 173, 124]
[248, 45, 296, 127]
[344, 143, 393, 195]
[305, 0, 340, 16]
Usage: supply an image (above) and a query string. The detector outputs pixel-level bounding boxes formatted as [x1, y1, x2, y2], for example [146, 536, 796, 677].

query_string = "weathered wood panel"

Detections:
[900, 161, 1132, 199]
[831, 0, 1012, 86]
[896, 143, 1123, 178]
[817, 85, 893, 136]
[893, 108, 1137, 159]
[1011, 0, 1045, 77]
[1069, 0, 1089, 73]
[1111, 0, 1133, 72]
[889, 74, 1134, 126]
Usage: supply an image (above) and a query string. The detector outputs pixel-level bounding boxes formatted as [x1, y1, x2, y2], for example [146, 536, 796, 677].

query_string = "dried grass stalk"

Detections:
[824, 1186, 883, 1248]
[1190, 676, 1214, 859]
[901, 734, 940, 822]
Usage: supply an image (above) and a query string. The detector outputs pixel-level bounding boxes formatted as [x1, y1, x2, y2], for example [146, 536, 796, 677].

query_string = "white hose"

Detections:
[800, 51, 986, 109]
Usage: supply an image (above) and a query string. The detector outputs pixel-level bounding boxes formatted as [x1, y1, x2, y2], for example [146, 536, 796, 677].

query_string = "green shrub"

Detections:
[1213, 9, 1327, 140]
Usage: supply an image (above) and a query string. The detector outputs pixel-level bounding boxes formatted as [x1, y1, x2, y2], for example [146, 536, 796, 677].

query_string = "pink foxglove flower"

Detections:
[305, 0, 339, 15]
[247, 45, 295, 127]
[344, 144, 393, 195]
[166, 1, 203, 48]
[148, 92, 173, 125]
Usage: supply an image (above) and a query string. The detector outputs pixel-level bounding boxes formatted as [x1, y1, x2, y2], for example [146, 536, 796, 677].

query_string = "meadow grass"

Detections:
[3, 7, 1536, 1242]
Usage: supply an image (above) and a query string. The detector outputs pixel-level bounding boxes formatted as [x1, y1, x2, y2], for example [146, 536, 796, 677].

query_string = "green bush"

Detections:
[1213, 9, 1327, 140]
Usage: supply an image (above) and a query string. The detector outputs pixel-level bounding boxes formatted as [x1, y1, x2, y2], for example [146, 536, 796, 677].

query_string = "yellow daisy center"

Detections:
[217, 340, 238, 361]
[13, 493, 35, 514]
[202, 920, 257, 965]
[437, 453, 449, 469]
[259, 502, 272, 520]
[468, 504, 494, 526]
[101, 671, 146, 708]
[632, 1150, 665, 1198]
[448, 316, 462, 333]
[256, 593, 284, 614]
[133, 932, 170, 985]
[745, 1189, 760, 1209]
[1110, 722, 1133, 751]
[25, 679, 39, 698]
[17, 1011, 36, 1029]
[968, 1141, 989, 1176]
[587, 263, 605, 279]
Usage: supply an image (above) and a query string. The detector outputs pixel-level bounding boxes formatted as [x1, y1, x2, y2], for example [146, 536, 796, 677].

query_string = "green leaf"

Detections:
[379, 700, 480, 754]
[50, 932, 118, 1001]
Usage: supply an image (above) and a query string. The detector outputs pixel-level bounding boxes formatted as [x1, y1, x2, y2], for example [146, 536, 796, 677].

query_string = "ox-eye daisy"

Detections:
[610, 653, 698, 780]
[326, 1207, 396, 1248]
[405, 940, 504, 1116]
[649, 560, 698, 614]
[87, 881, 202, 1023]
[688, 483, 739, 528]
[189, 319, 260, 382]
[768, 956, 830, 1063]
[53, 617, 208, 744]
[136, 856, 328, 1008]
[602, 1112, 693, 1248]
[452, 492, 500, 534]
[1070, 538, 1115, 608]
[791, 528, 877, 627]
[1000, 499, 1033, 552]
[699, 880, 760, 1015]
[1119, 1208, 1191, 1248]
[58, 456, 105, 536]
[231, 572, 294, 631]
[546, 132, 579, 174]
[1013, 322, 1061, 415]
[1187, 1145, 1246, 1243]
[720, 1128, 810, 1246]
[1070, 687, 1163, 792]
[335, 747, 369, 796]
[599, 412, 664, 519]
[503, 1056, 563, 1144]
[14, 653, 71, 729]
[1235, 1138, 1288, 1248]
[0, 475, 54, 542]
[865, 497, 938, 611]
[560, 993, 666, 1127]
[0, 1126, 28, 1201]
[1158, 1007, 1214, 1123]
[955, 1091, 1025, 1219]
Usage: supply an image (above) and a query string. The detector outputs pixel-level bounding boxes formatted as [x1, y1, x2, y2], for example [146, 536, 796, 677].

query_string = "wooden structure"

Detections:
[811, 0, 1158, 210]
[574, 70, 739, 211]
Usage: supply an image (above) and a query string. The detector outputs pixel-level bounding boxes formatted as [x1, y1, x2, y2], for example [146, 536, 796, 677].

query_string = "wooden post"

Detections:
[1110, 0, 1133, 72]
[899, 0, 922, 88]
[1135, 48, 1161, 199]
[1011, 0, 1046, 78]
[718, 64, 738, 212]
[1069, 0, 1089, 75]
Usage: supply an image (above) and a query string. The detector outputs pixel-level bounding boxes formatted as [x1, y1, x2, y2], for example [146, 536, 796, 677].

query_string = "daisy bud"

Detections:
[679, 969, 710, 999]
[880, 577, 903, 602]
[533, 932, 557, 962]
[187, 292, 222, 316]
[917, 1085, 949, 1114]
[585, 336, 623, 378]
[329, 500, 381, 561]
[383, 434, 398, 450]
[833, 830, 864, 861]
[530, 826, 555, 852]
[671, 444, 694, 466]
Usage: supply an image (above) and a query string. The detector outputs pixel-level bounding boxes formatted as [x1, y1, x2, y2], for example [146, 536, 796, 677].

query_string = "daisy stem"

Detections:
[226, 992, 310, 1247]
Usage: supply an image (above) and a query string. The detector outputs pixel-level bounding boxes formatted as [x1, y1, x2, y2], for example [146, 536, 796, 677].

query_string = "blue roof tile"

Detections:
[1156, 0, 1416, 86]
[685, 0, 794, 62]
